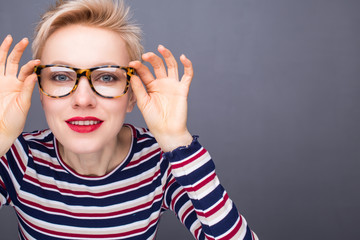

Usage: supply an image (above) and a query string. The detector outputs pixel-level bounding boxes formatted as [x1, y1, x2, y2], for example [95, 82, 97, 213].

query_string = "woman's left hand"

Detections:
[129, 45, 193, 152]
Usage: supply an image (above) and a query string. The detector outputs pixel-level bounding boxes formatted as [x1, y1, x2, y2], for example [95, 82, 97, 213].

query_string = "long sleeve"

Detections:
[0, 134, 30, 210]
[162, 137, 258, 240]
[0, 167, 9, 208]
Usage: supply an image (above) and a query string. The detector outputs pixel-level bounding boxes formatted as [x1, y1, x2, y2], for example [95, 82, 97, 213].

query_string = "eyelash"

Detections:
[50, 73, 74, 82]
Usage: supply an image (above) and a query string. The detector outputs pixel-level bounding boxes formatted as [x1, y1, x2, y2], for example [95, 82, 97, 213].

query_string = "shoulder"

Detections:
[22, 129, 53, 142]
[21, 129, 54, 149]
[0, 129, 54, 177]
[125, 124, 155, 144]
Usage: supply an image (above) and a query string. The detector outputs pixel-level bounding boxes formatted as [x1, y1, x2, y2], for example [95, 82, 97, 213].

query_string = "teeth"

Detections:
[69, 120, 101, 126]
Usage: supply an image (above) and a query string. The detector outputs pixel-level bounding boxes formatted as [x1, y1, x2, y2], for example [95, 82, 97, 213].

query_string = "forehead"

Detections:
[41, 24, 130, 67]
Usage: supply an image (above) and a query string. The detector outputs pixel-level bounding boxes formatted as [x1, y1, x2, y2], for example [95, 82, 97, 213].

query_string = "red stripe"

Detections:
[203, 216, 243, 240]
[194, 226, 202, 240]
[33, 140, 53, 148]
[23, 168, 162, 197]
[125, 124, 137, 138]
[127, 148, 161, 167]
[11, 144, 26, 172]
[171, 188, 186, 210]
[0, 156, 8, 168]
[161, 177, 176, 210]
[196, 193, 230, 218]
[0, 179, 6, 190]
[171, 148, 207, 169]
[180, 205, 194, 223]
[185, 172, 216, 193]
[19, 225, 30, 240]
[167, 177, 176, 190]
[17, 211, 159, 238]
[218, 216, 243, 240]
[18, 193, 163, 218]
[23, 130, 45, 137]
[33, 156, 64, 171]
[137, 137, 148, 142]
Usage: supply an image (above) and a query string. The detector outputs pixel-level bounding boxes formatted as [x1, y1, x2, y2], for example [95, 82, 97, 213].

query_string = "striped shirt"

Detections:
[0, 124, 257, 239]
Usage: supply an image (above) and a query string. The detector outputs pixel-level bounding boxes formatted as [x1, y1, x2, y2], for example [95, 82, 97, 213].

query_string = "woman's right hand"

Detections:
[0, 35, 40, 157]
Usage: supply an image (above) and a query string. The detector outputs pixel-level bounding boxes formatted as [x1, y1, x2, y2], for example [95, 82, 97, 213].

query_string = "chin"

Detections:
[52, 121, 121, 155]
[57, 135, 109, 154]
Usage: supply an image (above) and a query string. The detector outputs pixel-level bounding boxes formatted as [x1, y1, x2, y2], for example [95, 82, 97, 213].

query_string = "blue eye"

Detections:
[55, 74, 69, 81]
[100, 75, 114, 82]
[50, 73, 73, 82]
[95, 74, 120, 83]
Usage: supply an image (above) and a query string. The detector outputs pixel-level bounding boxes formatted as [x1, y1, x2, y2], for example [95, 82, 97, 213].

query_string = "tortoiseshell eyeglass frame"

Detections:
[34, 64, 135, 99]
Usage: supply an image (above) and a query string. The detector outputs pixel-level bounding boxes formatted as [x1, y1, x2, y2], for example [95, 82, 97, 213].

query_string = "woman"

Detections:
[0, 0, 257, 239]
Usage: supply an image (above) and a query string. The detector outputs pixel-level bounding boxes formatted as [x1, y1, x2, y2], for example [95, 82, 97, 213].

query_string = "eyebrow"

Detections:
[48, 61, 121, 68]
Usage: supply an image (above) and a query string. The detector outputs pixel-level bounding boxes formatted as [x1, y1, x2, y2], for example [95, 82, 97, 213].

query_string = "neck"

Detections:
[58, 126, 132, 176]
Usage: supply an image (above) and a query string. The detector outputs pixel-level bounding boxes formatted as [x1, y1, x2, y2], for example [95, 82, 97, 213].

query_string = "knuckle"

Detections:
[7, 54, 15, 62]
[153, 61, 163, 70]
[19, 64, 27, 72]
[167, 61, 177, 68]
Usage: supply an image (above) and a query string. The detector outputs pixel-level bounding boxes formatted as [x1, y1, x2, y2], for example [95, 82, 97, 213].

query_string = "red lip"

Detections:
[65, 116, 103, 133]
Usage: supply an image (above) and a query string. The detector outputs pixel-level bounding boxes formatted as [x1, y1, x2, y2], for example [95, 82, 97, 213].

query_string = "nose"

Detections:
[71, 76, 97, 108]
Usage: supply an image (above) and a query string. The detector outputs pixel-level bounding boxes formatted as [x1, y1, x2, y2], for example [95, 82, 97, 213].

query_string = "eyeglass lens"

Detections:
[39, 67, 129, 97]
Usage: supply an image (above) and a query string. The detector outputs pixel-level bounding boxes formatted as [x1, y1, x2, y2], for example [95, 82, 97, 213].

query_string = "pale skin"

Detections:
[0, 26, 193, 176]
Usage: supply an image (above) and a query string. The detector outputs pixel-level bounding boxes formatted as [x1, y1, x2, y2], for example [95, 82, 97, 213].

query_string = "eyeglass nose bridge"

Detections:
[71, 69, 97, 95]
[76, 69, 92, 81]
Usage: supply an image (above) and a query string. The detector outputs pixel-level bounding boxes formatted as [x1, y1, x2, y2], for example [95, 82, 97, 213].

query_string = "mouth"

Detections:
[67, 120, 102, 126]
[66, 117, 103, 133]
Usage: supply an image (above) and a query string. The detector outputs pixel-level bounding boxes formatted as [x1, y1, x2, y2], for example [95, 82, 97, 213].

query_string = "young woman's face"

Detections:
[40, 24, 136, 154]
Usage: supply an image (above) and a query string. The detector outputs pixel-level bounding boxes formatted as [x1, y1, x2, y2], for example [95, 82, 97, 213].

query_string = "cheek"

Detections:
[112, 100, 129, 115]
[41, 98, 65, 122]
[105, 98, 131, 121]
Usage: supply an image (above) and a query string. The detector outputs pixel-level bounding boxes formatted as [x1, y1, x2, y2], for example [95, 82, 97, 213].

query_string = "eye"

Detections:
[96, 74, 119, 83]
[50, 73, 73, 82]
[100, 74, 115, 82]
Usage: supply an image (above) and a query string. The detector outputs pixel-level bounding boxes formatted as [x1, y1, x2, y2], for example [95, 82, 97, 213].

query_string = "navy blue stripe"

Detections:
[191, 184, 227, 210]
[173, 160, 216, 187]
[0, 126, 251, 239]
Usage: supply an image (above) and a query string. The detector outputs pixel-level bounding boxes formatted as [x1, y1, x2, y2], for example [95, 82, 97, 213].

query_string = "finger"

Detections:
[19, 73, 37, 111]
[180, 54, 193, 87]
[18, 59, 41, 82]
[130, 74, 149, 111]
[142, 51, 167, 79]
[6, 37, 29, 76]
[0, 35, 13, 75]
[158, 45, 179, 80]
[129, 60, 155, 86]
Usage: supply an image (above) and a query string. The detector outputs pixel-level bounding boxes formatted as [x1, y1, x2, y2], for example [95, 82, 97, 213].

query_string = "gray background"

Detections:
[1, 0, 360, 239]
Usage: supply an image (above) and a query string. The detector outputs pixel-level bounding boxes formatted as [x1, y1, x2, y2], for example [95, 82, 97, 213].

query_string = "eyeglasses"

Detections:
[34, 65, 135, 98]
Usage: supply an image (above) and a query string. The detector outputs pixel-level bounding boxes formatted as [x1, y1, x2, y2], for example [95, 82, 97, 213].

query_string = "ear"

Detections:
[126, 88, 137, 113]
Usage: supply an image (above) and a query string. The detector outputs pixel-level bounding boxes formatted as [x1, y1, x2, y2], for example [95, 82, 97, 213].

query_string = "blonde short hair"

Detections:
[32, 0, 143, 61]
